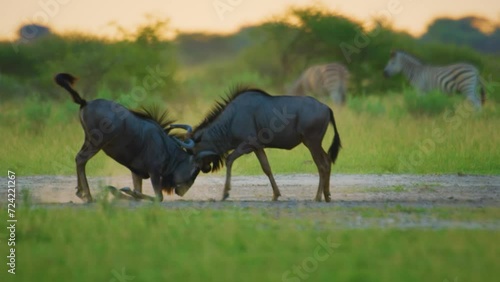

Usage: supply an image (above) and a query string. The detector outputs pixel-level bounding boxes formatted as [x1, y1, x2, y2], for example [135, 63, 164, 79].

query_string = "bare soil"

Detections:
[3, 174, 499, 206]
[2, 174, 499, 229]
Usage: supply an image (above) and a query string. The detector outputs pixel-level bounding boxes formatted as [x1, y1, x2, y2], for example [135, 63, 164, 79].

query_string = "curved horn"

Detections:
[173, 137, 195, 149]
[195, 150, 218, 161]
[170, 124, 193, 133]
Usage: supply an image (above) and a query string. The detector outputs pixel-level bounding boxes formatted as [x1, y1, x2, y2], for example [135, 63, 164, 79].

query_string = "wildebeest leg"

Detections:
[113, 172, 155, 201]
[150, 173, 164, 202]
[254, 149, 281, 201]
[75, 142, 100, 203]
[119, 187, 156, 202]
[304, 140, 331, 202]
[132, 172, 143, 193]
[222, 148, 251, 201]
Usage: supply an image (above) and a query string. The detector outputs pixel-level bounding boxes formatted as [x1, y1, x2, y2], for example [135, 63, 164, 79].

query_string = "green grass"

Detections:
[1, 92, 499, 176]
[0, 205, 498, 282]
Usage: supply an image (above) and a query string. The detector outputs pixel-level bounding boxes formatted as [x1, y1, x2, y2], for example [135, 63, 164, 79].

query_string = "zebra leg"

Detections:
[330, 86, 346, 105]
[330, 89, 341, 105]
[463, 87, 482, 110]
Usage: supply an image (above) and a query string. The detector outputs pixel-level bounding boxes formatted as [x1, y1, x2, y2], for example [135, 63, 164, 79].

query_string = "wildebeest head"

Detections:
[189, 128, 220, 174]
[167, 124, 201, 196]
[189, 95, 238, 173]
[169, 154, 200, 196]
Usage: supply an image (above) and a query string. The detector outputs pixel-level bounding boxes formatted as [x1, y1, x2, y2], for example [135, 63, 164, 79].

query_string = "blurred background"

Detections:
[1, 0, 499, 175]
[1, 0, 499, 100]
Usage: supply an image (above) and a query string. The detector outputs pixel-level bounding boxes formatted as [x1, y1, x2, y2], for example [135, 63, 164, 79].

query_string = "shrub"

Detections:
[22, 94, 52, 133]
[347, 96, 386, 116]
[403, 90, 457, 117]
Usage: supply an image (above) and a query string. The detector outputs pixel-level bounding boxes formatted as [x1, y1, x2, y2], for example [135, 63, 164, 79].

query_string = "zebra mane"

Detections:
[395, 50, 423, 66]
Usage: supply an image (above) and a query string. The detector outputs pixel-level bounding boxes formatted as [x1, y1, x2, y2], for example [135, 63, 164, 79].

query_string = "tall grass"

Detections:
[403, 89, 459, 117]
[1, 90, 499, 176]
[0, 205, 498, 282]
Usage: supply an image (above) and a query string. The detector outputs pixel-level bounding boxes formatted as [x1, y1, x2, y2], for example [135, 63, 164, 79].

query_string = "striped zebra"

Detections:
[288, 63, 349, 105]
[383, 50, 486, 109]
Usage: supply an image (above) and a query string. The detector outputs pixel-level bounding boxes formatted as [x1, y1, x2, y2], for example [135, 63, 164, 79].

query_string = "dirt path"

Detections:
[2, 174, 499, 207]
[2, 174, 499, 230]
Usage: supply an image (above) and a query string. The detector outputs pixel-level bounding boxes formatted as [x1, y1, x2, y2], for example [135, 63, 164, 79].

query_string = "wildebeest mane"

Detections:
[131, 106, 176, 135]
[194, 85, 270, 133]
[193, 85, 271, 172]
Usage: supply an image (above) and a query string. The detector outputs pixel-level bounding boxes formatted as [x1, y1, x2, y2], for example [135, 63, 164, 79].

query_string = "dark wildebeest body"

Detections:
[55, 73, 199, 202]
[192, 88, 341, 202]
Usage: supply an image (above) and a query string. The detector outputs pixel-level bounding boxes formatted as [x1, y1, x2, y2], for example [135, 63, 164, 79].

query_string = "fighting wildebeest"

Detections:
[54, 73, 199, 202]
[191, 87, 341, 202]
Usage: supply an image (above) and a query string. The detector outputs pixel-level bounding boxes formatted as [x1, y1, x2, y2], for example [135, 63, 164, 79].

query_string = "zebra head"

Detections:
[384, 50, 423, 78]
[383, 50, 403, 78]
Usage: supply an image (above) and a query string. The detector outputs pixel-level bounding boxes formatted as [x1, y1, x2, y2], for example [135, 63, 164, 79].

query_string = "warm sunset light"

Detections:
[1, 1, 499, 281]
[2, 0, 499, 39]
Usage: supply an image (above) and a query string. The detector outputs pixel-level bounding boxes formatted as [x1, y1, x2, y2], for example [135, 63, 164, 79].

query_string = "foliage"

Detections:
[0, 19, 177, 100]
[403, 90, 458, 117]
[231, 6, 499, 95]
[21, 94, 52, 134]
[347, 95, 386, 116]
[175, 28, 253, 65]
[2, 7, 499, 101]
[421, 16, 500, 54]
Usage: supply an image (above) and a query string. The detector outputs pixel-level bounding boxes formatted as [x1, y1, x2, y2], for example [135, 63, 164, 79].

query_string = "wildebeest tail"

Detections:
[328, 108, 341, 164]
[54, 73, 87, 107]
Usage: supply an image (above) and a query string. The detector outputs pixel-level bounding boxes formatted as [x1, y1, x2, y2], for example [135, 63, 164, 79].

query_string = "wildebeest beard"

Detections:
[195, 122, 234, 172]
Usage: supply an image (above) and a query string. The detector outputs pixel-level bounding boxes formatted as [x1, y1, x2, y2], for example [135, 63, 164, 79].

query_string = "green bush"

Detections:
[403, 90, 457, 117]
[0, 19, 177, 101]
[22, 94, 52, 133]
[233, 6, 498, 96]
[347, 95, 386, 116]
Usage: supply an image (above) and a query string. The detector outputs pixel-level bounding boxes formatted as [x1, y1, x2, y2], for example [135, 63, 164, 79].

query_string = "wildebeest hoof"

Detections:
[314, 197, 322, 202]
[272, 195, 280, 201]
[76, 187, 93, 203]
[325, 193, 331, 202]
[222, 193, 230, 201]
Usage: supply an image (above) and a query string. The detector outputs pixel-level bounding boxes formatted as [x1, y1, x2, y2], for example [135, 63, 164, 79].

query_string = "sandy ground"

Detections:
[2, 173, 498, 206]
[2, 174, 499, 229]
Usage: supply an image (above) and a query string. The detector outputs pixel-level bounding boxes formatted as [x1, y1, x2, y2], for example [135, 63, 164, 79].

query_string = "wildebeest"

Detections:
[288, 63, 350, 105]
[190, 87, 341, 202]
[383, 50, 486, 109]
[54, 73, 199, 202]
